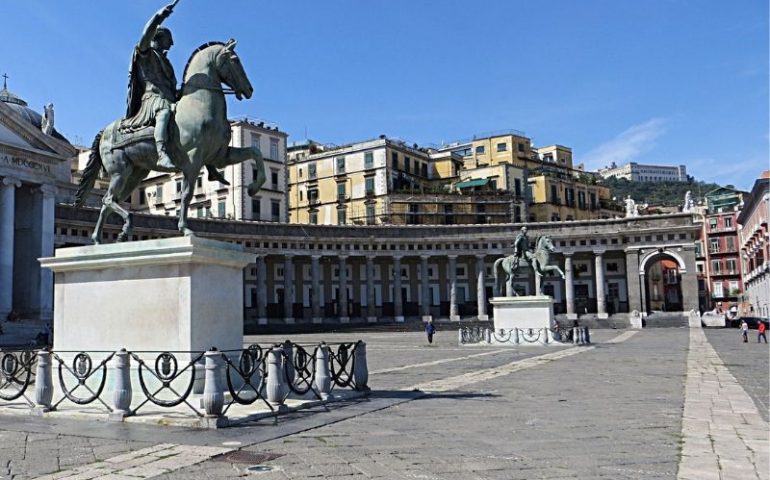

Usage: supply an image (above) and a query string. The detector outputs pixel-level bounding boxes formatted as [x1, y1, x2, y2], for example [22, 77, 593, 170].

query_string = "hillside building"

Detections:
[597, 161, 687, 182]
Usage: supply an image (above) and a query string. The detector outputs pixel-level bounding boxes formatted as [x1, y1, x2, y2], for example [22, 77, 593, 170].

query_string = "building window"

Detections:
[271, 200, 280, 222]
[308, 162, 317, 179]
[391, 152, 398, 169]
[444, 204, 454, 225]
[251, 133, 260, 148]
[513, 205, 521, 223]
[496, 142, 507, 152]
[726, 259, 737, 274]
[726, 237, 735, 252]
[366, 204, 375, 225]
[709, 218, 717, 231]
[337, 209, 347, 225]
[724, 217, 732, 228]
[270, 138, 279, 160]
[337, 183, 346, 200]
[139, 188, 146, 205]
[578, 191, 586, 209]
[514, 178, 521, 197]
[251, 198, 261, 219]
[517, 143, 525, 152]
[421, 163, 428, 177]
[197, 176, 203, 188]
[475, 145, 485, 155]
[712, 282, 723, 297]
[709, 238, 720, 253]
[590, 193, 597, 210]
[308, 188, 319, 203]
[365, 177, 375, 195]
[336, 157, 346, 174]
[364, 151, 374, 169]
[176, 180, 182, 193]
[271, 169, 279, 189]
[252, 166, 260, 182]
[711, 260, 721, 273]
[550, 185, 559, 204]
[217, 200, 226, 218]
[404, 157, 411, 173]
[309, 211, 318, 225]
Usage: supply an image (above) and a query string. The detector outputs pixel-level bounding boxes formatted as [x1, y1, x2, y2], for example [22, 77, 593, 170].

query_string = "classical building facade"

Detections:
[737, 172, 769, 318]
[597, 161, 688, 182]
[0, 85, 76, 320]
[54, 205, 700, 330]
[127, 118, 288, 223]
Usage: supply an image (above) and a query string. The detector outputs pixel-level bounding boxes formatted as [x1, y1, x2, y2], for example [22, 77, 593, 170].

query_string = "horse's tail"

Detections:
[75, 130, 104, 207]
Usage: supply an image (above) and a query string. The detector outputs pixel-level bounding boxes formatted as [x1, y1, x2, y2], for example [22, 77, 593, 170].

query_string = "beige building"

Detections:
[128, 118, 288, 222]
[597, 161, 688, 182]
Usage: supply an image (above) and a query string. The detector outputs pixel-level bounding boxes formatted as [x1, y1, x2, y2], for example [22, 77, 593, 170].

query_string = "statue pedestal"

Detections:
[40, 236, 253, 354]
[490, 296, 555, 345]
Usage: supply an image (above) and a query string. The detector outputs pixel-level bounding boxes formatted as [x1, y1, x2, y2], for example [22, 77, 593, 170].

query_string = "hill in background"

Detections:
[600, 177, 729, 208]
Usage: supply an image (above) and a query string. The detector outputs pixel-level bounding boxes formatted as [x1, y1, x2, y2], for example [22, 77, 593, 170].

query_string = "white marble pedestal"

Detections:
[490, 295, 555, 345]
[40, 236, 254, 354]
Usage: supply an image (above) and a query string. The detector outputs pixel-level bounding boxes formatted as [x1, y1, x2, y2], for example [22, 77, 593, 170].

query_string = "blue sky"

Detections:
[1, 1, 767, 190]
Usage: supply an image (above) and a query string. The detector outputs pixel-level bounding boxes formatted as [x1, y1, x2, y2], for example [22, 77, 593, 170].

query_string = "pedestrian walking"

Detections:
[740, 319, 749, 343]
[425, 320, 436, 344]
[758, 320, 767, 344]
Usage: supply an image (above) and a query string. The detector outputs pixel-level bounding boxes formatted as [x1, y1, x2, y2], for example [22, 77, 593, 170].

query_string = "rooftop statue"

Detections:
[624, 195, 639, 218]
[41, 103, 54, 135]
[493, 233, 565, 297]
[75, 1, 265, 244]
[682, 190, 694, 213]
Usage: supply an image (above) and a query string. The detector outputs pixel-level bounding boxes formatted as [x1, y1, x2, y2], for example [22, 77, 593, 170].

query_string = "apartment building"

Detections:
[737, 171, 770, 318]
[129, 118, 288, 222]
[696, 187, 745, 313]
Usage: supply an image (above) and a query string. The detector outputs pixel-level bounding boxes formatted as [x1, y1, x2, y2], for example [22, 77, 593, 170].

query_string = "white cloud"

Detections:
[582, 118, 667, 170]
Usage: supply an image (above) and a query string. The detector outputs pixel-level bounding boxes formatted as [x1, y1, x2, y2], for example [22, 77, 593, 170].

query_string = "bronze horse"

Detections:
[493, 235, 565, 296]
[76, 39, 264, 244]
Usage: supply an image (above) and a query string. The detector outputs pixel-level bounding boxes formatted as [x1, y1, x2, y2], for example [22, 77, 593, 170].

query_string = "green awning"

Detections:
[455, 178, 489, 189]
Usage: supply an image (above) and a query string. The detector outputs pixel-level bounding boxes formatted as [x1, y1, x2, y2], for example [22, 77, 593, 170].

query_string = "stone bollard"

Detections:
[572, 327, 579, 345]
[543, 327, 550, 345]
[282, 340, 295, 386]
[458, 328, 463, 345]
[584, 327, 591, 344]
[110, 348, 132, 420]
[266, 347, 286, 406]
[353, 341, 369, 392]
[34, 349, 53, 414]
[202, 348, 224, 417]
[314, 342, 331, 400]
[512, 328, 519, 345]
[484, 328, 491, 344]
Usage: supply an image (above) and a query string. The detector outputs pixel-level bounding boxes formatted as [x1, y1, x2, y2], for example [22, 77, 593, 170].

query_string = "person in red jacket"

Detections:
[758, 320, 767, 344]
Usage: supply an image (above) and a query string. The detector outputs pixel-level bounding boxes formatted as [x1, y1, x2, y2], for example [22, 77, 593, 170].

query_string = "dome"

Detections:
[0, 85, 70, 144]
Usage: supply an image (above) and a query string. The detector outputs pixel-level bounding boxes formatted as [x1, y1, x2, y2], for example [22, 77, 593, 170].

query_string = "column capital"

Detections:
[311, 254, 323, 260]
[562, 252, 574, 257]
[1, 176, 21, 188]
[447, 254, 458, 260]
[420, 254, 431, 261]
[475, 254, 486, 260]
[391, 254, 403, 261]
[284, 252, 295, 259]
[35, 184, 57, 197]
[593, 249, 606, 256]
[338, 254, 349, 261]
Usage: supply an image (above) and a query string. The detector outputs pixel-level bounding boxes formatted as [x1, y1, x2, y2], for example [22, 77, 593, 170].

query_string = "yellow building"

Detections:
[527, 169, 617, 222]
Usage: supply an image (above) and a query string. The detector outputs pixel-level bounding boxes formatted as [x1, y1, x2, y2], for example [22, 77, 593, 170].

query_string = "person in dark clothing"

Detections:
[425, 320, 436, 344]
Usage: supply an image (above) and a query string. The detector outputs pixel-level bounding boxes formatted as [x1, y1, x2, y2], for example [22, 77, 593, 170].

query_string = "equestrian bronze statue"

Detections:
[493, 235, 565, 297]
[75, 2, 264, 244]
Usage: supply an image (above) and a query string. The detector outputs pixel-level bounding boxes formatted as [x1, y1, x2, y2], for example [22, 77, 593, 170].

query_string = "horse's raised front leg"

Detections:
[222, 146, 265, 196]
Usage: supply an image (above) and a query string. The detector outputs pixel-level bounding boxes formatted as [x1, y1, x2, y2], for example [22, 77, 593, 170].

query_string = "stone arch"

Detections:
[639, 249, 687, 274]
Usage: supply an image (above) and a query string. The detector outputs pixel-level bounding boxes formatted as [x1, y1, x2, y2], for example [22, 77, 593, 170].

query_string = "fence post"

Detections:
[33, 349, 53, 414]
[353, 341, 369, 392]
[512, 328, 519, 345]
[484, 328, 491, 344]
[110, 348, 131, 420]
[266, 346, 286, 406]
[314, 342, 331, 400]
[458, 328, 463, 345]
[572, 327, 579, 345]
[202, 348, 224, 416]
[282, 340, 295, 386]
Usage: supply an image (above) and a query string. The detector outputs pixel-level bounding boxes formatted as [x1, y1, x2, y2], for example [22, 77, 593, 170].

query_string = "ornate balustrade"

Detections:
[458, 326, 590, 346]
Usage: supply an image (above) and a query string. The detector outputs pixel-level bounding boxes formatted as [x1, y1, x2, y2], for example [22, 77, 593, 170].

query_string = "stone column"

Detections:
[420, 255, 431, 321]
[476, 255, 488, 320]
[256, 255, 268, 325]
[594, 250, 607, 318]
[564, 253, 576, 320]
[283, 254, 294, 324]
[366, 255, 376, 322]
[535, 273, 542, 296]
[625, 249, 643, 315]
[448, 255, 459, 321]
[311, 254, 322, 323]
[36, 185, 56, 321]
[680, 245, 700, 313]
[393, 256, 404, 322]
[338, 255, 349, 323]
[0, 177, 20, 319]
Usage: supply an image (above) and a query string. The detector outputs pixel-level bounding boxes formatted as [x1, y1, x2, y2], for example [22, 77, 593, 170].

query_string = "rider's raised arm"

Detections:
[138, 3, 174, 52]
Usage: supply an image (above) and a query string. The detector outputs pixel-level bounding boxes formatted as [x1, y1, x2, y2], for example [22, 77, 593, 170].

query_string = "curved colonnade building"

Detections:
[55, 204, 700, 331]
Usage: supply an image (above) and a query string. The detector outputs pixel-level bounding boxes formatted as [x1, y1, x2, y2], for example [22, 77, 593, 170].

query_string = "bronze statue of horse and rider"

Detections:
[75, 2, 265, 244]
[493, 235, 565, 297]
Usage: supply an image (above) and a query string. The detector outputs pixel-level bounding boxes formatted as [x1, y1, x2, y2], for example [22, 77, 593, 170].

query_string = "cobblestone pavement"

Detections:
[0, 328, 766, 479]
